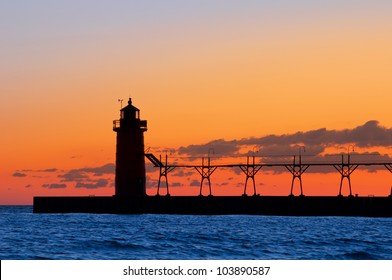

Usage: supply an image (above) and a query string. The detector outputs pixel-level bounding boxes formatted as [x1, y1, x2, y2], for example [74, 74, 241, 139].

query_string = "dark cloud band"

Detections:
[178, 120, 392, 156]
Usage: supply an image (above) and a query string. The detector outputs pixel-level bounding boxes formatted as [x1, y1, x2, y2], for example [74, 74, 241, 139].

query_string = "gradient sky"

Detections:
[1, 1, 392, 204]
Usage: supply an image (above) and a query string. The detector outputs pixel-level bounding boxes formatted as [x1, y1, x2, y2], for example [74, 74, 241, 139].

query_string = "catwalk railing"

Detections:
[145, 153, 392, 197]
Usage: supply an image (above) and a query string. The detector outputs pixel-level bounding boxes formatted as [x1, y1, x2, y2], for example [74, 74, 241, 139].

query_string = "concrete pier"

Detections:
[33, 195, 392, 217]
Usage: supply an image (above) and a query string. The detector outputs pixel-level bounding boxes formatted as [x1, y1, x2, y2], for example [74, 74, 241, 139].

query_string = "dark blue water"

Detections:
[1, 206, 391, 260]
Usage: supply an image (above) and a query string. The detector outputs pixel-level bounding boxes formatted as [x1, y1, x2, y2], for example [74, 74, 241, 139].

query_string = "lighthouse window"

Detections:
[121, 111, 124, 119]
[135, 111, 140, 119]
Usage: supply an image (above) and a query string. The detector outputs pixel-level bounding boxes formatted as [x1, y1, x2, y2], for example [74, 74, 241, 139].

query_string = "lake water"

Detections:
[1, 206, 391, 259]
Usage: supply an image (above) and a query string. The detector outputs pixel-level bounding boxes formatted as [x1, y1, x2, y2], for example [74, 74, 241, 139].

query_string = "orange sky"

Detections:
[1, 1, 392, 204]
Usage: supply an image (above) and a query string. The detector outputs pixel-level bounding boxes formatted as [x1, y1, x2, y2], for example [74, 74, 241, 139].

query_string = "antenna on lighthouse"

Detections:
[118, 99, 124, 109]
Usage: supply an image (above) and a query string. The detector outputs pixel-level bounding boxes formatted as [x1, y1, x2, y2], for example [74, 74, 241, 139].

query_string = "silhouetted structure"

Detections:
[113, 98, 147, 197]
[33, 99, 392, 217]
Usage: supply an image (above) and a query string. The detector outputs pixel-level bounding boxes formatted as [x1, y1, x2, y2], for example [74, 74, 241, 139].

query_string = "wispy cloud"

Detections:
[12, 172, 27, 177]
[20, 168, 59, 173]
[77, 164, 115, 176]
[19, 163, 116, 190]
[38, 168, 58, 172]
[42, 183, 67, 189]
[146, 175, 158, 189]
[75, 178, 109, 189]
[178, 139, 239, 156]
[190, 180, 200, 187]
[58, 169, 89, 182]
[172, 170, 195, 177]
[59, 164, 115, 181]
[58, 163, 115, 182]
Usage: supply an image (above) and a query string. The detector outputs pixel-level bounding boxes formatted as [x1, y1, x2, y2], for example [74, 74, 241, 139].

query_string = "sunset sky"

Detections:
[1, 1, 392, 204]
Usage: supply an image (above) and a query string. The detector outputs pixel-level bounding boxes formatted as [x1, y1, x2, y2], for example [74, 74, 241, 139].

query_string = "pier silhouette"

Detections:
[34, 99, 392, 216]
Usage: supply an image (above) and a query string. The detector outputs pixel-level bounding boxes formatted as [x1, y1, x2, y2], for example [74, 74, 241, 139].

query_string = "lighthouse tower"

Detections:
[113, 98, 147, 197]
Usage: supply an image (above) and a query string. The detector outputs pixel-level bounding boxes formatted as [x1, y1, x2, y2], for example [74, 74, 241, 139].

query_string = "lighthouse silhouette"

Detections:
[113, 98, 147, 197]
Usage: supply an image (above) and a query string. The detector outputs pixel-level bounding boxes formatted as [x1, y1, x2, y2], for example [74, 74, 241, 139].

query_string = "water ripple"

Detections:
[1, 207, 392, 259]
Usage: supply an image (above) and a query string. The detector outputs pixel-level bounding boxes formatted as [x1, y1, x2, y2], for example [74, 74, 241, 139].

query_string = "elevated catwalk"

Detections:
[33, 195, 392, 217]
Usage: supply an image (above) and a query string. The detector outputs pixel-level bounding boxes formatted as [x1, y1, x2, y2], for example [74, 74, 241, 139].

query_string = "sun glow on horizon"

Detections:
[1, 1, 392, 204]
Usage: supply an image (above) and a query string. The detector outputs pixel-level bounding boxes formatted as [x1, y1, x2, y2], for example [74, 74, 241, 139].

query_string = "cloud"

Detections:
[42, 183, 67, 189]
[58, 163, 115, 182]
[59, 169, 89, 182]
[190, 180, 200, 187]
[145, 162, 157, 173]
[70, 155, 83, 159]
[50, 163, 115, 190]
[258, 144, 325, 157]
[38, 168, 58, 172]
[244, 120, 392, 148]
[12, 172, 27, 177]
[20, 168, 58, 173]
[78, 163, 115, 176]
[172, 170, 195, 177]
[75, 178, 109, 189]
[178, 120, 392, 156]
[25, 184, 32, 188]
[178, 139, 239, 155]
[145, 175, 156, 189]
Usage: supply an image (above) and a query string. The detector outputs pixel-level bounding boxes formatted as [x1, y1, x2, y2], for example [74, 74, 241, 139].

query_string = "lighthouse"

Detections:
[113, 98, 147, 197]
